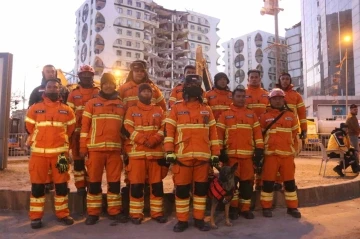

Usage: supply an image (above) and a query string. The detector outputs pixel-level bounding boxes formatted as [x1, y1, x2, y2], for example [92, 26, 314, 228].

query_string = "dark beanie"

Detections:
[138, 83, 152, 94]
[340, 123, 348, 129]
[100, 73, 116, 86]
[130, 60, 147, 71]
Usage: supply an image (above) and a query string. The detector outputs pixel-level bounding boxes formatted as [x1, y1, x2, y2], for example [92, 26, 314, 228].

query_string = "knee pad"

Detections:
[88, 182, 102, 194]
[194, 182, 209, 197]
[262, 181, 275, 193]
[151, 182, 164, 197]
[31, 184, 45, 198]
[284, 180, 296, 192]
[130, 183, 144, 199]
[175, 184, 191, 199]
[55, 182, 68, 196]
[239, 180, 253, 200]
[108, 182, 121, 194]
[73, 160, 85, 171]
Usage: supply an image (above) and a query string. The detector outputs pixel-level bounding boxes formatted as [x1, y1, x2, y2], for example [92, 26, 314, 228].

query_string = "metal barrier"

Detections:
[8, 133, 30, 157]
[298, 133, 331, 158]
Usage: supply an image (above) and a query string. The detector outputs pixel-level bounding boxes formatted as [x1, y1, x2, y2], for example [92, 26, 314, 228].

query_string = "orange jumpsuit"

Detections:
[67, 86, 99, 189]
[217, 104, 264, 212]
[164, 100, 220, 222]
[258, 108, 299, 209]
[169, 83, 207, 108]
[80, 95, 126, 217]
[205, 88, 232, 121]
[118, 80, 166, 111]
[123, 101, 166, 219]
[25, 97, 76, 220]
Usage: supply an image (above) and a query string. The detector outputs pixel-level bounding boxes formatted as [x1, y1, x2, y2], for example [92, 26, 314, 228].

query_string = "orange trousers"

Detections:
[86, 151, 123, 216]
[127, 158, 164, 219]
[172, 159, 209, 222]
[228, 157, 254, 212]
[28, 155, 70, 220]
[71, 131, 87, 189]
[260, 155, 298, 209]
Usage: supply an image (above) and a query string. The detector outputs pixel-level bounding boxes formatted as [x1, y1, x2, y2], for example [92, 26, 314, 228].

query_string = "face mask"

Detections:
[45, 93, 59, 101]
[184, 86, 202, 98]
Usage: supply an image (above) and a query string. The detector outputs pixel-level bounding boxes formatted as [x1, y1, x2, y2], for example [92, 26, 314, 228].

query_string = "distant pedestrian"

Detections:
[345, 104, 359, 163]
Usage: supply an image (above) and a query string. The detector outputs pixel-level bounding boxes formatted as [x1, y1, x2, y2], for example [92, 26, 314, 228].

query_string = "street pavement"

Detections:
[1, 198, 360, 239]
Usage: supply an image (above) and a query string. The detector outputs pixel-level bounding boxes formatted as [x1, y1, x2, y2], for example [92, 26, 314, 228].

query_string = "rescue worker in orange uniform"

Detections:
[118, 60, 166, 111]
[164, 74, 220, 232]
[205, 72, 232, 121]
[67, 65, 99, 195]
[216, 88, 264, 220]
[245, 69, 269, 190]
[274, 72, 307, 190]
[258, 88, 301, 218]
[123, 83, 168, 225]
[25, 79, 76, 229]
[80, 73, 128, 225]
[169, 65, 195, 108]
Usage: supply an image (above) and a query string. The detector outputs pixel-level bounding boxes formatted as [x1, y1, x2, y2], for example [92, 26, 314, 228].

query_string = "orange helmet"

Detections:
[78, 64, 95, 75]
[268, 88, 285, 98]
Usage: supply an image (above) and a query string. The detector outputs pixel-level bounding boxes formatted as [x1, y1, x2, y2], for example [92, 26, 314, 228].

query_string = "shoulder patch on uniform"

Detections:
[209, 95, 216, 99]
[73, 95, 82, 99]
[246, 114, 253, 118]
[116, 104, 123, 108]
[178, 111, 189, 115]
[265, 118, 274, 122]
[132, 113, 142, 117]
[35, 110, 45, 114]
[153, 113, 161, 117]
[225, 115, 234, 119]
[58, 110, 68, 114]
[38, 89, 45, 92]
[94, 103, 103, 107]
[200, 111, 210, 115]
[245, 95, 251, 98]
[285, 117, 293, 120]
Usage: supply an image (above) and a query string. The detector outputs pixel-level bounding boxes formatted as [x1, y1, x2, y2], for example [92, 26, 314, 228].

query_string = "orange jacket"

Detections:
[259, 107, 298, 156]
[80, 94, 125, 152]
[164, 100, 220, 161]
[245, 85, 269, 118]
[118, 80, 166, 111]
[67, 86, 100, 132]
[276, 84, 307, 131]
[123, 101, 165, 160]
[205, 88, 232, 121]
[217, 104, 264, 158]
[169, 83, 207, 108]
[25, 97, 76, 156]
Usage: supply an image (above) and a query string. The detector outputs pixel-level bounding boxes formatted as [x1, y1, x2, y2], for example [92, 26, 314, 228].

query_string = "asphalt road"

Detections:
[1, 198, 360, 239]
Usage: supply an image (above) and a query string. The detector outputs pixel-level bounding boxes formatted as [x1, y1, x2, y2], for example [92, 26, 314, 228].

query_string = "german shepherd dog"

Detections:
[209, 163, 238, 229]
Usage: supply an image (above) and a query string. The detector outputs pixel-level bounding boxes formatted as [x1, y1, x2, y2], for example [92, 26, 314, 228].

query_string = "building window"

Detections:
[205, 19, 209, 25]
[205, 46, 209, 51]
[117, 28, 122, 34]
[117, 7, 122, 14]
[135, 42, 140, 48]
[197, 26, 201, 31]
[136, 1, 141, 7]
[126, 52, 131, 57]
[204, 28, 208, 33]
[116, 50, 122, 56]
[135, 53, 140, 58]
[136, 12, 141, 19]
[197, 36, 202, 41]
[190, 25, 195, 30]
[126, 62, 131, 69]
[191, 16, 194, 21]
[135, 22, 140, 28]
[126, 41, 132, 46]
[127, 20, 132, 26]
[117, 0, 123, 3]
[135, 32, 140, 38]
[191, 43, 195, 48]
[116, 39, 122, 45]
[127, 0, 132, 5]
[190, 34, 194, 39]
[127, 9, 132, 16]
[127, 30, 132, 36]
[116, 61, 121, 67]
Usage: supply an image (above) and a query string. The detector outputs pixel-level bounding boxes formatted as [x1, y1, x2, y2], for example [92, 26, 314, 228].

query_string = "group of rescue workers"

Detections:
[25, 60, 311, 232]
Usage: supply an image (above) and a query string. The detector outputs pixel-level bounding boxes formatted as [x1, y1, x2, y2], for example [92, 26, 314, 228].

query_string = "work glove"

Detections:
[253, 148, 264, 173]
[210, 155, 220, 167]
[166, 152, 177, 164]
[56, 153, 69, 174]
[219, 149, 229, 163]
[157, 158, 170, 168]
[299, 130, 307, 139]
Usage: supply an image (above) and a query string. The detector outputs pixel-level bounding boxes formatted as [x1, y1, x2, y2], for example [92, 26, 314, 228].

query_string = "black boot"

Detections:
[229, 206, 239, 220]
[173, 221, 189, 232]
[240, 210, 255, 219]
[287, 208, 301, 218]
[108, 213, 129, 223]
[30, 219, 42, 229]
[131, 217, 143, 225]
[262, 208, 272, 218]
[85, 215, 99, 225]
[194, 219, 211, 231]
[333, 165, 345, 177]
[58, 216, 74, 225]
[153, 216, 167, 223]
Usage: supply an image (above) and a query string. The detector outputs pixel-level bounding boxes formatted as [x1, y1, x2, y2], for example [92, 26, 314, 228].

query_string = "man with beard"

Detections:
[67, 65, 100, 195]
[123, 83, 167, 225]
[25, 79, 76, 229]
[205, 72, 232, 121]
[164, 74, 220, 232]
[80, 73, 128, 225]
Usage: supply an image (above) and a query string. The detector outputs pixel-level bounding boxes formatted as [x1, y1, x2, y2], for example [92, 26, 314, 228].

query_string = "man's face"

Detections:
[248, 72, 261, 87]
[132, 69, 146, 84]
[279, 75, 291, 89]
[232, 91, 246, 107]
[102, 82, 116, 94]
[217, 78, 228, 89]
[184, 68, 196, 77]
[351, 107, 358, 115]
[43, 66, 56, 80]
[45, 81, 60, 94]
[139, 88, 152, 102]
[270, 96, 285, 109]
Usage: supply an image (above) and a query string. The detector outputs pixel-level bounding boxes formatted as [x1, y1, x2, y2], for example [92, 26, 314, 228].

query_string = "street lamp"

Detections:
[343, 35, 351, 115]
